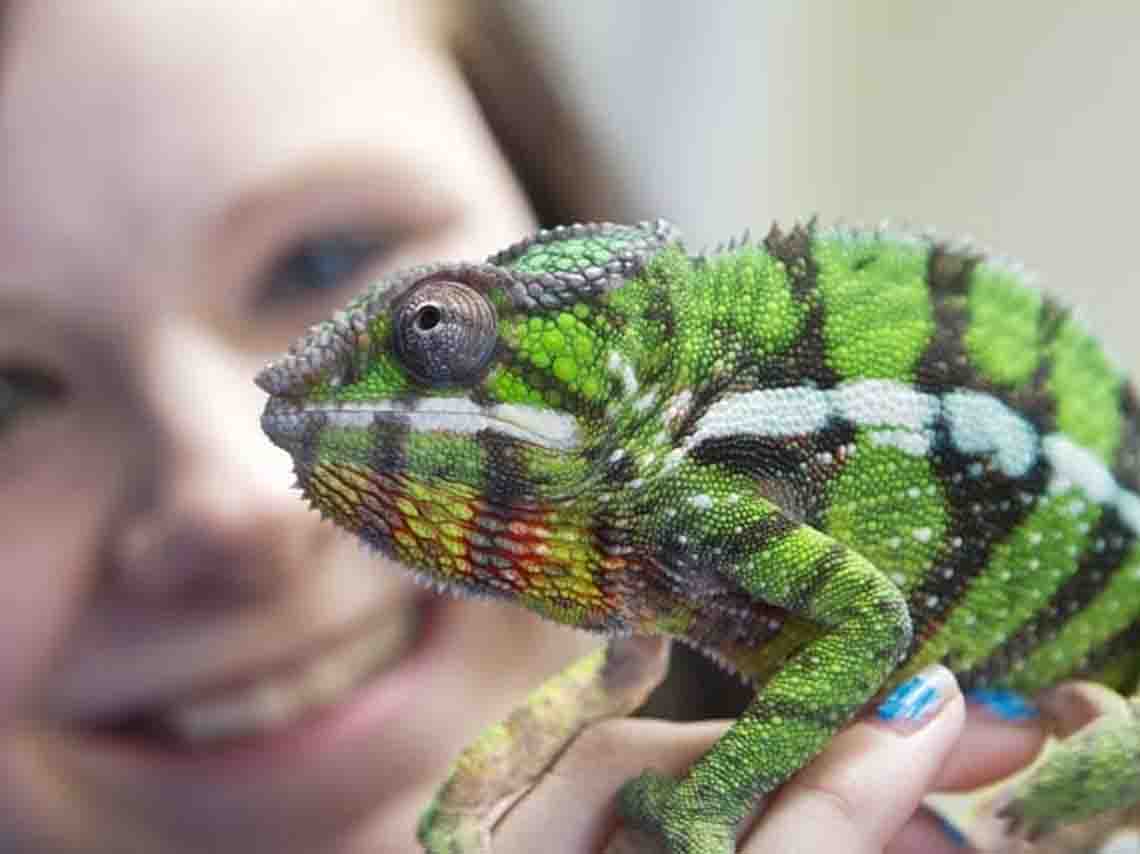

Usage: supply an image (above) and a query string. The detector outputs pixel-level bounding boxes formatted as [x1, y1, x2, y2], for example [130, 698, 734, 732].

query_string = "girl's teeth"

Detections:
[161, 614, 414, 746]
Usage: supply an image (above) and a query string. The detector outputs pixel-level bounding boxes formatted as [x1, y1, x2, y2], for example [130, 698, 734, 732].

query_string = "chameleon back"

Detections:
[647, 224, 1140, 696]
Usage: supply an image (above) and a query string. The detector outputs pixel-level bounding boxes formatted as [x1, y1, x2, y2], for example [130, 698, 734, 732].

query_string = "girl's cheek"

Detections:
[0, 424, 127, 721]
[0, 533, 85, 720]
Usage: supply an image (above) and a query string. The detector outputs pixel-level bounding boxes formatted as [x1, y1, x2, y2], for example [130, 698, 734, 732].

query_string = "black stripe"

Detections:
[647, 266, 680, 365]
[916, 247, 1056, 432]
[764, 293, 839, 390]
[1112, 383, 1140, 493]
[689, 423, 858, 527]
[756, 221, 842, 391]
[656, 501, 798, 589]
[290, 411, 329, 488]
[927, 243, 979, 294]
[718, 512, 800, 567]
[764, 220, 818, 300]
[1073, 618, 1140, 686]
[682, 591, 792, 653]
[792, 542, 850, 613]
[1008, 293, 1065, 432]
[666, 222, 832, 452]
[366, 417, 409, 477]
[960, 507, 1136, 689]
[600, 448, 638, 487]
[904, 429, 1051, 652]
[916, 244, 980, 390]
[477, 431, 536, 504]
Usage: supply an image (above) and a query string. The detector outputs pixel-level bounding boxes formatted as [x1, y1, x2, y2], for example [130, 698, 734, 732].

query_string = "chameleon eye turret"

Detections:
[392, 279, 497, 386]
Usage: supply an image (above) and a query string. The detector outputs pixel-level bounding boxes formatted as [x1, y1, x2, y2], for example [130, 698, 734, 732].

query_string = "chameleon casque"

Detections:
[257, 220, 1140, 853]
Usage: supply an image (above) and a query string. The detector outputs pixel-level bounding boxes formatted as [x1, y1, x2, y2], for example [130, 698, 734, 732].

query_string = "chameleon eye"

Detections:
[392, 280, 497, 385]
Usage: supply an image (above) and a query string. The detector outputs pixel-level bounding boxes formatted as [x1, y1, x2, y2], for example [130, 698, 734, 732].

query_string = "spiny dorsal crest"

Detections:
[488, 219, 680, 310]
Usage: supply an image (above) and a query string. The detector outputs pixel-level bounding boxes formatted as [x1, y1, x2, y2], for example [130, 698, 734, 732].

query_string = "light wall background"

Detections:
[524, 2, 1140, 369]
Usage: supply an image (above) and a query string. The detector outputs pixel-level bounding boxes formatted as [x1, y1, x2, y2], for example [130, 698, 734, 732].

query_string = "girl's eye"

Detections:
[258, 231, 389, 306]
[0, 364, 68, 438]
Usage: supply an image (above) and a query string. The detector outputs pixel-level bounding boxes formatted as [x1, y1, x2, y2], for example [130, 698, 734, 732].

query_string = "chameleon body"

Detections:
[257, 220, 1140, 852]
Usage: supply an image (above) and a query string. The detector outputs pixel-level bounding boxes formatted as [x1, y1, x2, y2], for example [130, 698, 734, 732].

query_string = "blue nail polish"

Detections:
[936, 814, 968, 847]
[966, 688, 1038, 721]
[877, 674, 940, 723]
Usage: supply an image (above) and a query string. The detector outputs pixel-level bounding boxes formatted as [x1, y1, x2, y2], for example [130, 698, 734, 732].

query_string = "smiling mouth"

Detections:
[84, 606, 422, 750]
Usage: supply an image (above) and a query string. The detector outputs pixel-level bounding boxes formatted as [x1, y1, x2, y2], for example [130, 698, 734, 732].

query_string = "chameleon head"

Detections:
[256, 221, 678, 614]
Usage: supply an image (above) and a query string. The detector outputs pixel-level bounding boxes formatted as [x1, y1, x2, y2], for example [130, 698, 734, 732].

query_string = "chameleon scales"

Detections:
[257, 220, 1140, 853]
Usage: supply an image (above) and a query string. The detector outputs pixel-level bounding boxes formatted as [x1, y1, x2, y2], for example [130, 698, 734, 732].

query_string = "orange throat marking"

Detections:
[308, 461, 634, 621]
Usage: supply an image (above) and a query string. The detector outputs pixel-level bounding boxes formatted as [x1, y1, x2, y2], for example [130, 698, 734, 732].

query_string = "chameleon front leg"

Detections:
[418, 635, 670, 853]
[999, 682, 1140, 841]
[614, 509, 913, 854]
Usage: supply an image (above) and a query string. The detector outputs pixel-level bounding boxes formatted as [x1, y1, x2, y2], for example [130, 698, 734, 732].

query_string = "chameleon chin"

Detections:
[259, 219, 1140, 853]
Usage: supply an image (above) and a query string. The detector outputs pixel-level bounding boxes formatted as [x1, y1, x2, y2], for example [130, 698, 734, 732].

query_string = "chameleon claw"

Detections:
[417, 804, 493, 854]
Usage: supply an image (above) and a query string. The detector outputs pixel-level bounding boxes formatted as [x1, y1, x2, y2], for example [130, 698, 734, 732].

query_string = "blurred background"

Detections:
[511, 2, 1140, 368]
[500, 5, 1140, 833]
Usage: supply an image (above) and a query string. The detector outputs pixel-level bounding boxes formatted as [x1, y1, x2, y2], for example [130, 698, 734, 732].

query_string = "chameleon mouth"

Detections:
[261, 396, 581, 455]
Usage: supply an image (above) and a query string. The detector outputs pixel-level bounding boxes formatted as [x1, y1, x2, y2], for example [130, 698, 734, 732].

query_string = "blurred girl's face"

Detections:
[0, 2, 593, 851]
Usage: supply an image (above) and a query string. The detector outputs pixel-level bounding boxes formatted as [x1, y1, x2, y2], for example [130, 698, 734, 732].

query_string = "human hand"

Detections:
[484, 665, 1048, 852]
[970, 680, 1140, 854]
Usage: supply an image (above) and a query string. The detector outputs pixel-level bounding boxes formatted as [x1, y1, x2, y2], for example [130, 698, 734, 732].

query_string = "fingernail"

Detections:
[875, 665, 956, 731]
[966, 688, 1038, 722]
[936, 814, 969, 848]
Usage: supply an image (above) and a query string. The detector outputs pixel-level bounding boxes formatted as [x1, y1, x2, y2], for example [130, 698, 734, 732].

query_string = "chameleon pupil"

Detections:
[416, 305, 441, 331]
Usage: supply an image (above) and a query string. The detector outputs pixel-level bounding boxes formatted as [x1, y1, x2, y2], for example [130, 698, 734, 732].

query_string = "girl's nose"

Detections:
[105, 318, 305, 608]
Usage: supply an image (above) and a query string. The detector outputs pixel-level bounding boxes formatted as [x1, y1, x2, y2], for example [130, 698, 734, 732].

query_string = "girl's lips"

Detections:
[71, 593, 445, 771]
[131, 605, 417, 748]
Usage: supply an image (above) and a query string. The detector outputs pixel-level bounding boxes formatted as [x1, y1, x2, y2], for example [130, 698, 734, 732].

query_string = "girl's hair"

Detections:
[447, 0, 628, 228]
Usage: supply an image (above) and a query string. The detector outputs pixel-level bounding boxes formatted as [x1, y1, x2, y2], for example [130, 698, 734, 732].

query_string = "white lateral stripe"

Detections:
[1040, 434, 1140, 537]
[869, 428, 932, 457]
[1042, 434, 1117, 502]
[834, 380, 937, 430]
[686, 380, 1140, 535]
[317, 397, 580, 451]
[691, 380, 941, 451]
[414, 396, 481, 415]
[686, 387, 830, 446]
[690, 380, 1036, 475]
[944, 391, 1037, 478]
[1115, 491, 1140, 535]
[490, 403, 581, 449]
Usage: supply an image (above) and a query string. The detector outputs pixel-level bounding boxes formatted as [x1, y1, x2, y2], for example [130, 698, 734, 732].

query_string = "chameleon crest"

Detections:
[260, 220, 1140, 853]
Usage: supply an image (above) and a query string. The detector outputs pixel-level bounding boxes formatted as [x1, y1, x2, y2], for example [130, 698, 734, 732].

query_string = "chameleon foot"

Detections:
[606, 770, 735, 854]
[417, 802, 492, 854]
[997, 691, 1140, 842]
[418, 637, 670, 853]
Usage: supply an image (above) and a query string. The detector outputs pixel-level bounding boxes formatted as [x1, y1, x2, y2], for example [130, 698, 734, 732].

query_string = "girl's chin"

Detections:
[35, 595, 476, 852]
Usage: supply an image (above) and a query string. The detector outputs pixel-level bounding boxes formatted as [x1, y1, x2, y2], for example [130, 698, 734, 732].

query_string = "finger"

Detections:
[886, 806, 974, 853]
[745, 665, 964, 854]
[1035, 680, 1131, 737]
[493, 717, 728, 853]
[934, 695, 1048, 791]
